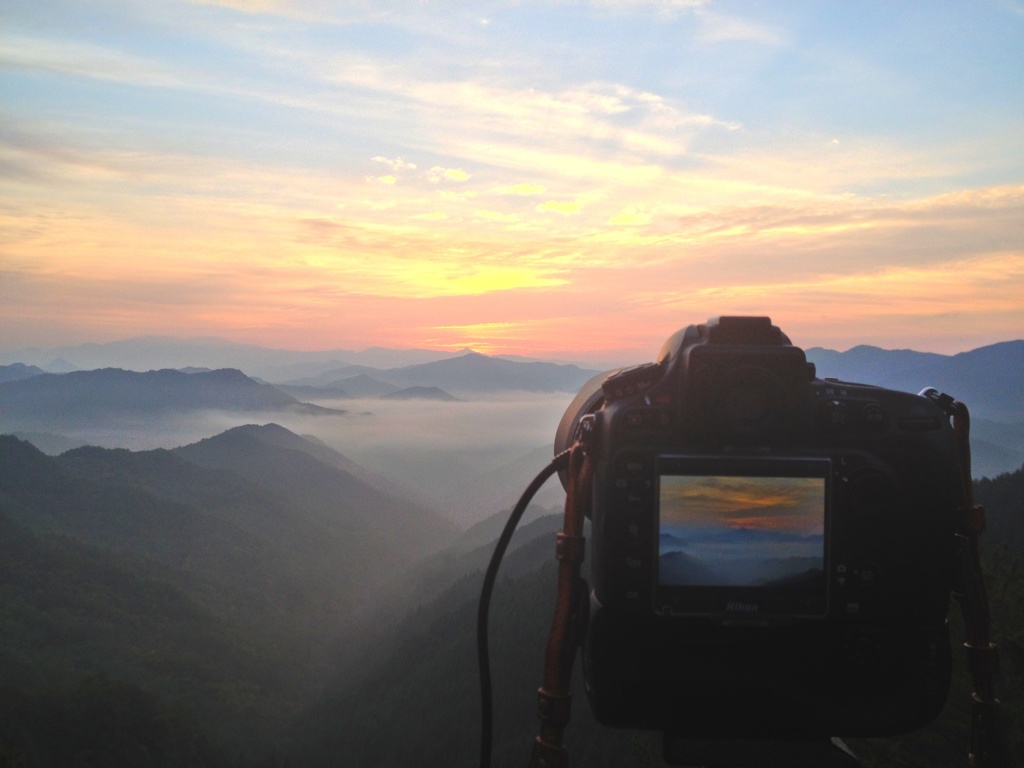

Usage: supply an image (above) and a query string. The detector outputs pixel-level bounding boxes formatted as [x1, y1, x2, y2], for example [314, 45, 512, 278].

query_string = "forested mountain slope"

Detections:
[0, 427, 455, 764]
[0, 506, 272, 765]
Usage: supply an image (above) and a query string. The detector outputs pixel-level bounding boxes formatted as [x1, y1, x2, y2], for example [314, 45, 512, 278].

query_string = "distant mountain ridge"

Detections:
[387, 352, 598, 394]
[806, 340, 1023, 422]
[381, 386, 461, 402]
[274, 381, 461, 402]
[2, 338, 1020, 478]
[806, 345, 948, 382]
[0, 337, 466, 380]
[3, 336, 1019, 404]
[0, 362, 47, 383]
[0, 367, 344, 432]
[285, 351, 600, 395]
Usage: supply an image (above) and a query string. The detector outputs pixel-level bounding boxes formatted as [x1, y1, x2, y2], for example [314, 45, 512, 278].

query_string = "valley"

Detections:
[0, 337, 1022, 767]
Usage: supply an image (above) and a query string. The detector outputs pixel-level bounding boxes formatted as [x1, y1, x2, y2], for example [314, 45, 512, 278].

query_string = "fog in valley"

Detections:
[287, 393, 572, 525]
[20, 392, 574, 528]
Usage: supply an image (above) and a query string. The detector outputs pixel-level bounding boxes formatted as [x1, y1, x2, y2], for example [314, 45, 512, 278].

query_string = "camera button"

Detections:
[818, 400, 849, 430]
[853, 561, 881, 587]
[835, 563, 849, 586]
[860, 403, 888, 432]
[624, 408, 674, 431]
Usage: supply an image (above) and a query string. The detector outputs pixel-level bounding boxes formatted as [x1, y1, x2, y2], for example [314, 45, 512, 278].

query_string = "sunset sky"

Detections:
[2, 1, 1022, 363]
[660, 475, 824, 534]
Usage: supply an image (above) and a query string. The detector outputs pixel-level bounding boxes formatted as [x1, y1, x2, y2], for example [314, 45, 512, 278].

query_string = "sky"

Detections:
[2, 0, 1023, 364]
[660, 475, 823, 534]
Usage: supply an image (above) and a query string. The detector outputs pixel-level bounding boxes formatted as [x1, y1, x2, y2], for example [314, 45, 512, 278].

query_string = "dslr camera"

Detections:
[555, 317, 960, 743]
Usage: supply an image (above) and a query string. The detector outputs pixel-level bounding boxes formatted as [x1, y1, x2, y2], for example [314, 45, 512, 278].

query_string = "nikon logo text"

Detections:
[726, 602, 759, 613]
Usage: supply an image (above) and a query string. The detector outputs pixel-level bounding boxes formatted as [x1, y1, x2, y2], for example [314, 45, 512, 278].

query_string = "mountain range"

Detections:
[1, 423, 454, 619]
[0, 336, 613, 383]
[3, 334, 1018, 404]
[0, 367, 345, 433]
[805, 341, 1023, 423]
[279, 350, 601, 396]
[1, 338, 1021, 493]
[0, 336, 464, 380]
[0, 423, 456, 762]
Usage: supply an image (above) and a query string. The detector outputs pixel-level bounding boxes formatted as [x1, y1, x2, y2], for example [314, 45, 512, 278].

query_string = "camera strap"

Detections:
[528, 441, 593, 768]
[478, 448, 572, 768]
[924, 390, 1009, 768]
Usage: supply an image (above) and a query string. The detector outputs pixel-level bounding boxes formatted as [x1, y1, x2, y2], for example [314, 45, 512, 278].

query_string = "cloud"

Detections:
[428, 166, 471, 183]
[587, 0, 708, 16]
[475, 209, 520, 222]
[536, 200, 584, 216]
[373, 156, 417, 172]
[497, 183, 546, 196]
[0, 25, 735, 203]
[3, 0, 1021, 359]
[182, 0, 383, 23]
[0, 34, 184, 88]
[314, 62, 736, 167]
[607, 207, 652, 226]
[694, 8, 786, 45]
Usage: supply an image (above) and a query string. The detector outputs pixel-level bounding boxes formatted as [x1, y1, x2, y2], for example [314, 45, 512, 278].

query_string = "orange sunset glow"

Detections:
[2, 2, 1022, 363]
[660, 475, 824, 534]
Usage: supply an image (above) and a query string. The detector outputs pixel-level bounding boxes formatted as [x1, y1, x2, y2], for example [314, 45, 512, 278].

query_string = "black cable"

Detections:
[478, 449, 571, 768]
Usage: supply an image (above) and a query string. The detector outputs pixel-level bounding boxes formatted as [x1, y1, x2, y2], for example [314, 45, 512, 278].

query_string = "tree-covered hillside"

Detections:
[0, 428, 455, 766]
[0, 508, 269, 766]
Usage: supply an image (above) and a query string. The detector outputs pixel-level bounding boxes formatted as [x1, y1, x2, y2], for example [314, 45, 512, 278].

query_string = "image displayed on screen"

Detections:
[658, 475, 825, 589]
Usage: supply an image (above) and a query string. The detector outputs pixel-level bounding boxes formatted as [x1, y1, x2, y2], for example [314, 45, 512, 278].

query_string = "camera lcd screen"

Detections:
[656, 459, 828, 617]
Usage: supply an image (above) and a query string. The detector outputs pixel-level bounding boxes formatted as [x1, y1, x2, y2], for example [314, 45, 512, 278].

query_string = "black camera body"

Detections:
[555, 317, 960, 740]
